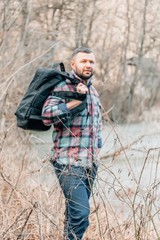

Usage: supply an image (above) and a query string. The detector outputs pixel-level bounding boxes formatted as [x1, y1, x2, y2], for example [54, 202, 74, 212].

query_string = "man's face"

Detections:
[71, 52, 96, 80]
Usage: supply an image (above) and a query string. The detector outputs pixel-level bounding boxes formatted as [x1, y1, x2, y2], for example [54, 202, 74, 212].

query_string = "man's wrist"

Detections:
[66, 100, 82, 110]
[58, 103, 70, 113]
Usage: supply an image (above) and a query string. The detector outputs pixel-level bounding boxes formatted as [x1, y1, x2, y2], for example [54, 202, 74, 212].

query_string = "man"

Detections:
[42, 47, 102, 239]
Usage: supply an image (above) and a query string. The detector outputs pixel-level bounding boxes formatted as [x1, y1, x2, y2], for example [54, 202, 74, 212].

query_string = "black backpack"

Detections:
[15, 62, 87, 131]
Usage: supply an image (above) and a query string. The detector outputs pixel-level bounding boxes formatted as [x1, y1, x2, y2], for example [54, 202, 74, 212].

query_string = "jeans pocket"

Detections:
[53, 161, 64, 177]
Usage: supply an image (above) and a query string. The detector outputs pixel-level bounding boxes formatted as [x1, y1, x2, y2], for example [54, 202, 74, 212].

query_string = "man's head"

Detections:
[70, 47, 96, 81]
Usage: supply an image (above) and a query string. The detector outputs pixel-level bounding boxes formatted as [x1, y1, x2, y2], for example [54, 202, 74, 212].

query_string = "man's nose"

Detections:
[85, 62, 91, 67]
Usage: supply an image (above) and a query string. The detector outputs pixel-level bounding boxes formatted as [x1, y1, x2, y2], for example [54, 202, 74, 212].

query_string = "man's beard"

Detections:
[76, 71, 94, 80]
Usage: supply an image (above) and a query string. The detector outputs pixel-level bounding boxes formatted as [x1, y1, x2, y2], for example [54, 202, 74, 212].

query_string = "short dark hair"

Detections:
[71, 47, 93, 58]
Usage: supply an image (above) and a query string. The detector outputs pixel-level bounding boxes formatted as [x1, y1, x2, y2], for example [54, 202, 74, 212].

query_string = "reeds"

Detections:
[0, 122, 160, 239]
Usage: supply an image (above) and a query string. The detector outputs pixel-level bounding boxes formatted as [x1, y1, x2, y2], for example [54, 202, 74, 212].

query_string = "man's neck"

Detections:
[71, 71, 90, 85]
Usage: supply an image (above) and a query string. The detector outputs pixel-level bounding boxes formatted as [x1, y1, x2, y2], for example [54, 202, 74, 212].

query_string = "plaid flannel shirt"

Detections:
[42, 72, 102, 168]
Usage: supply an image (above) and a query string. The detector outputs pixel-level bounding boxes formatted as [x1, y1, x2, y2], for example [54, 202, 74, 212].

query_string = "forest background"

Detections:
[0, 0, 160, 239]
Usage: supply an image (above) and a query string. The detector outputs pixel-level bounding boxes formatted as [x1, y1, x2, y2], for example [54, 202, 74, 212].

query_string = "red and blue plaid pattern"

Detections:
[42, 74, 102, 168]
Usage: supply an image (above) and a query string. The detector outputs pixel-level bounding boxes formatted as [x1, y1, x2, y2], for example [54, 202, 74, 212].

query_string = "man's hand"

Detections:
[76, 83, 88, 94]
[66, 83, 88, 110]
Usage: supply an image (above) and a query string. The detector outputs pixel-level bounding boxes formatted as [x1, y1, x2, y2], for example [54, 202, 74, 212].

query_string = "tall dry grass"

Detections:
[0, 119, 160, 239]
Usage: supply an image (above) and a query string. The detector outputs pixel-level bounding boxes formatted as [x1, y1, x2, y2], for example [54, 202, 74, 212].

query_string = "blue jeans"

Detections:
[53, 162, 98, 240]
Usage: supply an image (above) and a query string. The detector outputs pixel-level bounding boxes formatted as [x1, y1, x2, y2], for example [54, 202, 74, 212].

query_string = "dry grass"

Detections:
[0, 123, 160, 240]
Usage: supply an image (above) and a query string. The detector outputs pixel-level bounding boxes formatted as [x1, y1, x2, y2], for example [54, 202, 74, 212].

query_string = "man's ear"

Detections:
[70, 60, 75, 70]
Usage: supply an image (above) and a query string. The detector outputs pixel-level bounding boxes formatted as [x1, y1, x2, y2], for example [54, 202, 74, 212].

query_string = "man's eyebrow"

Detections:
[80, 59, 95, 62]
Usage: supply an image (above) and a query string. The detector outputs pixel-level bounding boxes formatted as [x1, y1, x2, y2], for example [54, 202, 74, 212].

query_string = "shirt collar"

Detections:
[70, 70, 93, 87]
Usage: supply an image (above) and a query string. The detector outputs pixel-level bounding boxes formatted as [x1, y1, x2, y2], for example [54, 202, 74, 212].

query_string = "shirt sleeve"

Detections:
[41, 95, 71, 126]
[97, 101, 103, 148]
